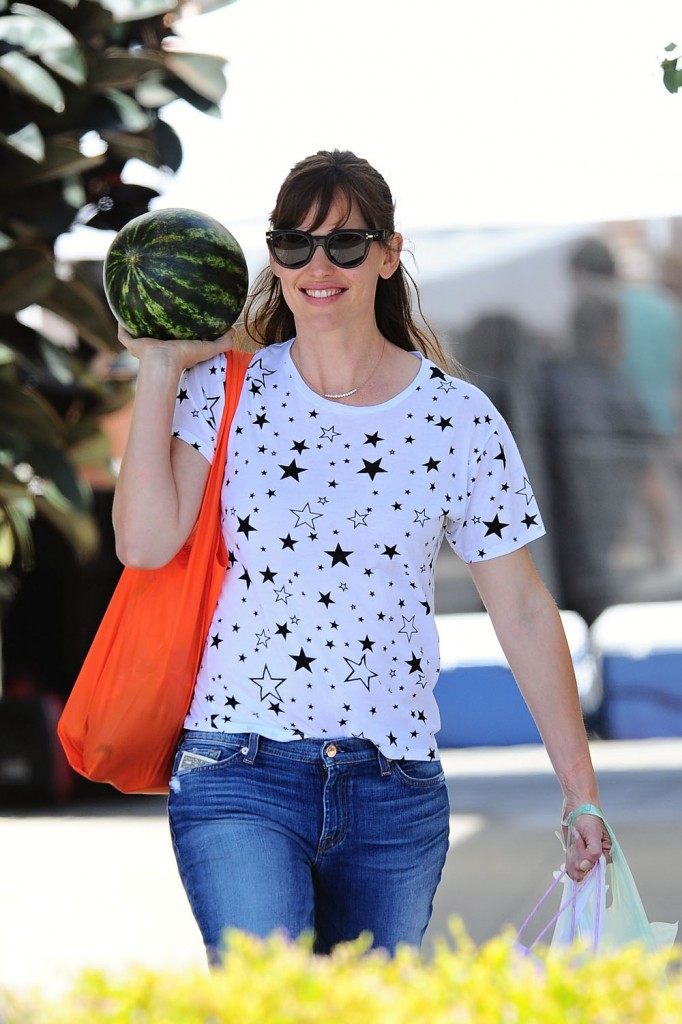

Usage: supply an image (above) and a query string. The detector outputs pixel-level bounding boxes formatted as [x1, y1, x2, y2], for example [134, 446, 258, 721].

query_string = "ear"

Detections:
[379, 232, 403, 280]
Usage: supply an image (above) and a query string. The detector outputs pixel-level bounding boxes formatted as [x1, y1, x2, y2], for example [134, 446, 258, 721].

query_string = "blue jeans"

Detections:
[168, 731, 450, 960]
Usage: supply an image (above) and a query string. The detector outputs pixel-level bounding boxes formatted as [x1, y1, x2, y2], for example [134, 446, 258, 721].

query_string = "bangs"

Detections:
[271, 176, 373, 232]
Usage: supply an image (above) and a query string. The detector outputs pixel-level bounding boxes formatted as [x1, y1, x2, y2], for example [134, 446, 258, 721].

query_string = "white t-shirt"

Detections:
[171, 339, 545, 759]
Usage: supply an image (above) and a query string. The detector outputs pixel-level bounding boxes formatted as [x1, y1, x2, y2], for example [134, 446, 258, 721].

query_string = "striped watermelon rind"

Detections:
[103, 208, 249, 341]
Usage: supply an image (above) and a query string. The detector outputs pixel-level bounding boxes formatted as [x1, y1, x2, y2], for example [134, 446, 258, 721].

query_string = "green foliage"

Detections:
[1, 928, 680, 1024]
[0, 0, 233, 571]
[662, 42, 682, 94]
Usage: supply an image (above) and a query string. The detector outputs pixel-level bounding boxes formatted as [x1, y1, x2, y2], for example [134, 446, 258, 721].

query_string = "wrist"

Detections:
[561, 801, 603, 828]
[557, 752, 599, 805]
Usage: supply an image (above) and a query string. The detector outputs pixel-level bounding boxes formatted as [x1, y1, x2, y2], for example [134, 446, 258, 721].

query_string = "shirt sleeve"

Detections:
[446, 411, 546, 563]
[170, 353, 226, 463]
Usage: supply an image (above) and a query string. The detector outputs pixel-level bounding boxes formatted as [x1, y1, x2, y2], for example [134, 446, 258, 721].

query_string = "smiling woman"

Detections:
[109, 146, 611, 965]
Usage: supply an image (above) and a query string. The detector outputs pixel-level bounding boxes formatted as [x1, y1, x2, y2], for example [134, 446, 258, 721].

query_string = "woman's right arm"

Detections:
[112, 330, 232, 569]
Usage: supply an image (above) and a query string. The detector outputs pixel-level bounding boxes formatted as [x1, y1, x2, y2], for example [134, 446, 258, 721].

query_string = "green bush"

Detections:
[1, 927, 680, 1024]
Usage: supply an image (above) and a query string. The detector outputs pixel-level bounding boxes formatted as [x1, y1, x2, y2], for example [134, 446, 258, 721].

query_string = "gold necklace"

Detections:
[292, 337, 386, 400]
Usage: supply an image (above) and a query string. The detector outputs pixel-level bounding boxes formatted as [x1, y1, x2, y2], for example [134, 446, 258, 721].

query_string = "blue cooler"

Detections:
[434, 611, 600, 747]
[591, 602, 682, 739]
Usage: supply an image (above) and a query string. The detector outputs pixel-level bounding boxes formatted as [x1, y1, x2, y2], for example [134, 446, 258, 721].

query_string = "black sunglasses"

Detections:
[266, 228, 390, 269]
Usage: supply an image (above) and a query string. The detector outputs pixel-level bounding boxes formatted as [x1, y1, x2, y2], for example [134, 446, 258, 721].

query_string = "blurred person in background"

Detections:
[542, 290, 670, 622]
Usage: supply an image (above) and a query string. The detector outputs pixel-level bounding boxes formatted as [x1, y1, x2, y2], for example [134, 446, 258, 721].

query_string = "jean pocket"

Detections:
[172, 740, 243, 777]
[390, 758, 446, 788]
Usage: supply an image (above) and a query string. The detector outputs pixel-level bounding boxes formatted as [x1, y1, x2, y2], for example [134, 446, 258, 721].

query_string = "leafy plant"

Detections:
[0, 0, 235, 572]
[662, 42, 682, 93]
[0, 928, 680, 1024]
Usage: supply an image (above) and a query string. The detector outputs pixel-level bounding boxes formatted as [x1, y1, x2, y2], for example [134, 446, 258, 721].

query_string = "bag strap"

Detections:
[516, 858, 605, 952]
[194, 348, 251, 523]
[564, 802, 614, 843]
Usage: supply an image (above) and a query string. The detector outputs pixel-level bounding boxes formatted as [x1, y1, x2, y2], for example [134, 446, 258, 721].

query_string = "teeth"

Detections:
[304, 288, 342, 298]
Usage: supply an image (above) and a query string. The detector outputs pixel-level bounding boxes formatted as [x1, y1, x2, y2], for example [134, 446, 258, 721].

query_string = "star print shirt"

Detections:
[171, 339, 545, 760]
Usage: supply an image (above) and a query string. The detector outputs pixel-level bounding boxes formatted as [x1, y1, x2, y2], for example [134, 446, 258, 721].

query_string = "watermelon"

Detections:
[103, 207, 249, 341]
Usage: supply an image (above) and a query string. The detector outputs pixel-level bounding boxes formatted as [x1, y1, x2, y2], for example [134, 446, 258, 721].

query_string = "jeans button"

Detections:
[326, 744, 338, 758]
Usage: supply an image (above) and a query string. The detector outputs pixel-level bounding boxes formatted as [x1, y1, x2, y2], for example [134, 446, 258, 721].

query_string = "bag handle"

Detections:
[564, 802, 615, 845]
[516, 858, 605, 952]
[191, 348, 251, 529]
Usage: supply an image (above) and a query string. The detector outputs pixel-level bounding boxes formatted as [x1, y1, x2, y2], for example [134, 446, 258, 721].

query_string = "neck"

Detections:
[290, 334, 386, 401]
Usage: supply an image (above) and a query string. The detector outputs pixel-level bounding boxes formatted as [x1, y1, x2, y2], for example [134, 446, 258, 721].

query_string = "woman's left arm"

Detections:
[468, 546, 611, 879]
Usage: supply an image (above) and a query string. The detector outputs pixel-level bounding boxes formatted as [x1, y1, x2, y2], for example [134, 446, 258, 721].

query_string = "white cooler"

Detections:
[591, 601, 682, 739]
[434, 610, 601, 747]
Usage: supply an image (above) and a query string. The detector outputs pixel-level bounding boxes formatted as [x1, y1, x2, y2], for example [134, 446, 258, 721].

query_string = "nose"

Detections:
[307, 240, 334, 271]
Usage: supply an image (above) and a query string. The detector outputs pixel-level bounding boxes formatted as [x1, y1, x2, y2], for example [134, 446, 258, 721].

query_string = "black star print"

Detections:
[364, 432, 384, 447]
[290, 647, 316, 672]
[177, 388, 189, 403]
[275, 622, 291, 638]
[387, 732, 398, 746]
[494, 442, 507, 469]
[280, 533, 298, 550]
[405, 652, 423, 674]
[343, 654, 378, 690]
[249, 664, 286, 702]
[483, 514, 508, 538]
[291, 504, 323, 530]
[522, 513, 538, 529]
[291, 439, 309, 454]
[357, 458, 387, 481]
[260, 566, 277, 583]
[325, 543, 352, 567]
[318, 592, 335, 607]
[210, 633, 223, 648]
[279, 459, 307, 481]
[423, 457, 441, 472]
[382, 544, 399, 560]
[237, 515, 257, 538]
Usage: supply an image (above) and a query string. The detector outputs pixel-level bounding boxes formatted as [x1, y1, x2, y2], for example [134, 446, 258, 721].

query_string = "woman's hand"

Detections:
[564, 811, 612, 881]
[117, 325, 236, 370]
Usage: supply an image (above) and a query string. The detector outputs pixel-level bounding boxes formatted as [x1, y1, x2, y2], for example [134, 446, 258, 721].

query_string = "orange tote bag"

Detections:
[58, 349, 251, 794]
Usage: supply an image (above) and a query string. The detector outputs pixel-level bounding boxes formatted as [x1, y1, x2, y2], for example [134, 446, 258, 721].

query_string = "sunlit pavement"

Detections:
[1, 738, 680, 995]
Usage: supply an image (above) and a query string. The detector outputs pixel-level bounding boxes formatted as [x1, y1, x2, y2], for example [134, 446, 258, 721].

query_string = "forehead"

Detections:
[298, 195, 367, 231]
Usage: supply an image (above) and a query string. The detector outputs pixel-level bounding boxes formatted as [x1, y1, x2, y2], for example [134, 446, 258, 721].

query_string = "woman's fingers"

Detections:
[116, 325, 236, 367]
[566, 815, 611, 880]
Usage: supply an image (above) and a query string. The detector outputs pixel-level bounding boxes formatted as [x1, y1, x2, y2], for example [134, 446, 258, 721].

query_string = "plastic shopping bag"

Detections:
[516, 864, 604, 959]
[517, 805, 677, 959]
[551, 806, 678, 956]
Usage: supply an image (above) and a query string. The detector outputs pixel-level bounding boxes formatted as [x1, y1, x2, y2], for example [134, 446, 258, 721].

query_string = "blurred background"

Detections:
[2, 0, 682, 803]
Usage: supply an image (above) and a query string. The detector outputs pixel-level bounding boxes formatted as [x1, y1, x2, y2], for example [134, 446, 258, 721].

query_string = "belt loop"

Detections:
[243, 732, 259, 765]
[377, 749, 391, 777]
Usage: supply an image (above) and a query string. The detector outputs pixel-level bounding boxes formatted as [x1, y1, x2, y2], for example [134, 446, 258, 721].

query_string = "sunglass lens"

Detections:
[271, 231, 311, 267]
[328, 232, 368, 267]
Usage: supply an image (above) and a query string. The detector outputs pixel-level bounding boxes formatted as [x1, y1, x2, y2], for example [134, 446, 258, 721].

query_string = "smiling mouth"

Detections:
[302, 288, 344, 298]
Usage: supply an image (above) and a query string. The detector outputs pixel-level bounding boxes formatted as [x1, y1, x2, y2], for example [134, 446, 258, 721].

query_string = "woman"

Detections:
[113, 150, 609, 961]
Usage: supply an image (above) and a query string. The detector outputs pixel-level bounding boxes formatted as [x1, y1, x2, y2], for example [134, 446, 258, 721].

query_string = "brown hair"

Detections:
[243, 149, 454, 372]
